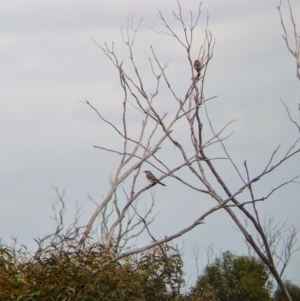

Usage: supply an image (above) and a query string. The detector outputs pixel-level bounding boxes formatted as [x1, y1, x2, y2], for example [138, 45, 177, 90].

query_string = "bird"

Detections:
[143, 170, 166, 186]
[194, 59, 202, 73]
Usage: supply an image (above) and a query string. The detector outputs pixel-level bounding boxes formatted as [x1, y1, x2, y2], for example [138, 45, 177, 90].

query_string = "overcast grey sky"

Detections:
[1, 0, 300, 287]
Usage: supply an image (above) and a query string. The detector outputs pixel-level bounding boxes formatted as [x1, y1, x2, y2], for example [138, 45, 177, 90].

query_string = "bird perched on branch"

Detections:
[143, 170, 166, 186]
[194, 59, 202, 73]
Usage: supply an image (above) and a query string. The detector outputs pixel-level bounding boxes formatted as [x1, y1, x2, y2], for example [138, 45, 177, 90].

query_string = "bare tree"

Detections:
[278, 0, 300, 137]
[278, 0, 300, 80]
[76, 2, 299, 300]
[245, 216, 300, 278]
[237, 4, 300, 298]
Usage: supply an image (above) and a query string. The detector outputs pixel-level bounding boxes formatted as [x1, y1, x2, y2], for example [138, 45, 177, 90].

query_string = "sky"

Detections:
[1, 0, 300, 289]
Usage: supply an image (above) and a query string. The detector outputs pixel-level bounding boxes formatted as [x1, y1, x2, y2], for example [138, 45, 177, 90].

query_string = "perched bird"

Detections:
[143, 170, 166, 186]
[194, 59, 202, 73]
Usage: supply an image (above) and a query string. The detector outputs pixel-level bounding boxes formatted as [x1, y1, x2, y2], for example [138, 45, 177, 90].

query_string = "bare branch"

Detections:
[280, 97, 300, 130]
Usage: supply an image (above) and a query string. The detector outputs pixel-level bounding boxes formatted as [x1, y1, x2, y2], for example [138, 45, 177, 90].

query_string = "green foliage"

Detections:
[274, 281, 300, 301]
[0, 231, 184, 301]
[2, 235, 298, 301]
[188, 251, 273, 301]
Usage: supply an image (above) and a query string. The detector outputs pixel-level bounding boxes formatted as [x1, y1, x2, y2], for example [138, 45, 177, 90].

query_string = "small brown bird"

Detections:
[194, 59, 202, 73]
[143, 170, 166, 186]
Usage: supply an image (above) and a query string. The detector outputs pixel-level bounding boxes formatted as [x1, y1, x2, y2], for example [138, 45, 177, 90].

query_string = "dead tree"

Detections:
[77, 2, 299, 300]
[278, 0, 300, 80]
